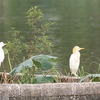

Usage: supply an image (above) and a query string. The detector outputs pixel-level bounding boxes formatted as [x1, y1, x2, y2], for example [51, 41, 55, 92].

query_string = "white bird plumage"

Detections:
[69, 46, 85, 76]
[0, 42, 6, 66]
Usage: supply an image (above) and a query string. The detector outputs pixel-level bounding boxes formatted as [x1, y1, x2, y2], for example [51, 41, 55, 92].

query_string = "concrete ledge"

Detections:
[0, 82, 100, 100]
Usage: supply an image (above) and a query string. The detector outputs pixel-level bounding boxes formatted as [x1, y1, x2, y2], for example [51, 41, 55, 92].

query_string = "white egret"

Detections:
[69, 46, 85, 76]
[0, 42, 7, 66]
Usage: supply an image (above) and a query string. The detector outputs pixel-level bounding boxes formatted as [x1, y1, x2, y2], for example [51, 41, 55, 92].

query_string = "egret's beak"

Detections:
[80, 48, 85, 50]
[4, 43, 7, 46]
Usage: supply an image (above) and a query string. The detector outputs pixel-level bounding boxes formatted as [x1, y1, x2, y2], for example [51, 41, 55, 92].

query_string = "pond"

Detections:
[1, 0, 100, 74]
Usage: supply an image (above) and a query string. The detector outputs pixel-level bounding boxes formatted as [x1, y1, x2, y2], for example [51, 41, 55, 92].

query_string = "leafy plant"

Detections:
[78, 66, 88, 77]
[9, 54, 58, 84]
[25, 6, 55, 57]
[79, 74, 100, 82]
[10, 54, 57, 72]
[7, 28, 26, 67]
[6, 6, 55, 67]
[33, 76, 55, 84]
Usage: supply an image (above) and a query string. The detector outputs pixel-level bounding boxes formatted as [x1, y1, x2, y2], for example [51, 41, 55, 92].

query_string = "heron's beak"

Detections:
[80, 48, 85, 50]
[4, 43, 7, 46]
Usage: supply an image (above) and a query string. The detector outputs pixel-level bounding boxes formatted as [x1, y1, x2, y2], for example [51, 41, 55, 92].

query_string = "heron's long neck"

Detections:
[73, 51, 80, 58]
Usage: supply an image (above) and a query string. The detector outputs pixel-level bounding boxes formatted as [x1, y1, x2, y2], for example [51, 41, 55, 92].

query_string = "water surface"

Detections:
[1, 0, 100, 74]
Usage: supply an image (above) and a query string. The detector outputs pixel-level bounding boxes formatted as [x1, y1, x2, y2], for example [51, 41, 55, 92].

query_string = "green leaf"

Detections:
[3, 48, 8, 55]
[31, 54, 58, 70]
[10, 59, 34, 75]
[10, 54, 58, 76]
[34, 76, 55, 83]
[9, 68, 17, 76]
[79, 74, 100, 82]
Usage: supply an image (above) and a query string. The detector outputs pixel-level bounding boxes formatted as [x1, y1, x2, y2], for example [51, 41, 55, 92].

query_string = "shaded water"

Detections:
[1, 0, 100, 74]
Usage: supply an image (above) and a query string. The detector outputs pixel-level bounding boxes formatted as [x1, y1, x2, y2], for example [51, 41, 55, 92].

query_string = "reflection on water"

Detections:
[1, 0, 100, 74]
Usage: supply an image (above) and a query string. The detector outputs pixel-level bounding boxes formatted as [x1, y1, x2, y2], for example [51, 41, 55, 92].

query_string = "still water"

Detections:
[1, 0, 100, 74]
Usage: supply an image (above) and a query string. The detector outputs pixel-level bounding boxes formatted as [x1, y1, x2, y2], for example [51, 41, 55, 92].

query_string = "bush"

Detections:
[7, 6, 55, 65]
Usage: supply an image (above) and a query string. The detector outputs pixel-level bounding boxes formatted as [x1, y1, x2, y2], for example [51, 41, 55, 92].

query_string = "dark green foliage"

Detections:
[3, 48, 8, 55]
[7, 27, 25, 57]
[25, 6, 55, 57]
[10, 59, 34, 76]
[6, 6, 55, 63]
[19, 67, 35, 84]
[34, 76, 55, 83]
[32, 54, 58, 70]
[79, 74, 100, 82]
[10, 54, 58, 76]
[10, 54, 58, 84]
[6, 6, 57, 84]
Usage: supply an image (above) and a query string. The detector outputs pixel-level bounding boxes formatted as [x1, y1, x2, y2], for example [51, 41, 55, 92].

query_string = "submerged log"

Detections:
[0, 82, 100, 100]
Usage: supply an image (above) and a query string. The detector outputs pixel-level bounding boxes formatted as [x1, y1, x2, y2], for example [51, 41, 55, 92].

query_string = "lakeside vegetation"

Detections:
[1, 6, 100, 84]
[1, 6, 58, 84]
